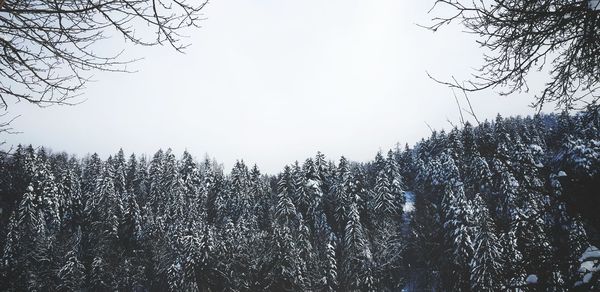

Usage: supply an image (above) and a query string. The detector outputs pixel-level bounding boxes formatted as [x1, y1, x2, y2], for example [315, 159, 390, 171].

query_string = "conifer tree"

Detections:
[56, 228, 85, 292]
[292, 161, 310, 217]
[81, 153, 102, 198]
[4, 188, 50, 291]
[0, 110, 598, 291]
[341, 203, 373, 291]
[470, 194, 503, 291]
[270, 170, 306, 291]
[432, 152, 473, 290]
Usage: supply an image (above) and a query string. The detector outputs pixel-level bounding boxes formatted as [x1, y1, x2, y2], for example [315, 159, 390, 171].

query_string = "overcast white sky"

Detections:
[4, 0, 552, 174]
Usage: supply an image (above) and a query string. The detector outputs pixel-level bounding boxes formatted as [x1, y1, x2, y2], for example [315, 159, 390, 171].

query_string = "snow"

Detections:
[576, 246, 600, 287]
[403, 202, 414, 213]
[583, 272, 593, 283]
[579, 261, 596, 273]
[590, 0, 600, 10]
[558, 171, 567, 177]
[526, 274, 538, 284]
[509, 178, 520, 187]
[529, 144, 543, 152]
[403, 191, 415, 213]
[305, 179, 320, 189]
[580, 246, 600, 262]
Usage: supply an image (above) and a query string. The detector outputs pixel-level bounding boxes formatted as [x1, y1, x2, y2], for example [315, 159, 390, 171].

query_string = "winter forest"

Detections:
[3, 0, 600, 290]
[1, 108, 600, 291]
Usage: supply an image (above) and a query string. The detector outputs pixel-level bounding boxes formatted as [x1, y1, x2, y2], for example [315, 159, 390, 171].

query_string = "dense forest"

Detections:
[1, 107, 599, 291]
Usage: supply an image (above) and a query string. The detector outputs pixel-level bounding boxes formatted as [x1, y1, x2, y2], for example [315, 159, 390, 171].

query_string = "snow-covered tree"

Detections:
[470, 194, 503, 291]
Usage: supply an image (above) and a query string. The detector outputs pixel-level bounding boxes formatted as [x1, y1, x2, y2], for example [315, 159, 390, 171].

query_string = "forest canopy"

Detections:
[1, 107, 599, 291]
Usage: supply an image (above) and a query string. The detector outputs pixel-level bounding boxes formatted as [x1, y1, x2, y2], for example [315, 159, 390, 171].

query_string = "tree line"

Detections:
[0, 107, 599, 291]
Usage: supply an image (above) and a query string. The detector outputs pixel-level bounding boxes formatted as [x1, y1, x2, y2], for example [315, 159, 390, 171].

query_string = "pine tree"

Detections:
[291, 161, 310, 217]
[56, 228, 85, 292]
[436, 152, 473, 290]
[470, 194, 503, 291]
[328, 156, 351, 234]
[10, 187, 51, 290]
[0, 110, 599, 291]
[81, 153, 102, 197]
[269, 166, 307, 290]
[372, 170, 396, 219]
[228, 160, 250, 223]
[180, 150, 201, 220]
[370, 154, 405, 290]
[32, 155, 61, 234]
[148, 149, 165, 214]
[275, 166, 296, 226]
[341, 203, 373, 291]
[321, 233, 338, 292]
[85, 161, 123, 290]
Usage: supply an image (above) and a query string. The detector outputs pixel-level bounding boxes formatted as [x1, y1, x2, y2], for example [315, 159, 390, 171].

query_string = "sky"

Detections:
[3, 0, 553, 174]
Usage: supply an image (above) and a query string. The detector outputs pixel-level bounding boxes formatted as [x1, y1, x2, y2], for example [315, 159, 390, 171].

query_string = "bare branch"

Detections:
[0, 0, 209, 109]
[426, 0, 600, 110]
[452, 88, 466, 126]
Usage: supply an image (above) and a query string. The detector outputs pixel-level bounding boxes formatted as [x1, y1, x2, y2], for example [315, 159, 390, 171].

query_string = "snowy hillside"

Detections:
[0, 108, 599, 291]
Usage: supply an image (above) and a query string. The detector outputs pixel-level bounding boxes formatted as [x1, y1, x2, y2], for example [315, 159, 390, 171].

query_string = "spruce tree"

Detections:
[470, 194, 503, 291]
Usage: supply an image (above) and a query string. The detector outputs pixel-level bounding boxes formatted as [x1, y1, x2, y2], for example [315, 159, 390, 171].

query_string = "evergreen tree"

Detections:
[341, 203, 373, 291]
[5, 189, 50, 291]
[56, 228, 85, 292]
[438, 152, 473, 291]
[470, 194, 503, 291]
[0, 110, 598, 291]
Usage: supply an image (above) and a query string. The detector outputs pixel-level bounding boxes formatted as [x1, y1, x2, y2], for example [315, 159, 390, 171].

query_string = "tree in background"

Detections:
[469, 194, 503, 291]
[0, 108, 597, 291]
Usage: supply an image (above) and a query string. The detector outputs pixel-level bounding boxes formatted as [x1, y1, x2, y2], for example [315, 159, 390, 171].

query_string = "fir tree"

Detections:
[470, 194, 503, 291]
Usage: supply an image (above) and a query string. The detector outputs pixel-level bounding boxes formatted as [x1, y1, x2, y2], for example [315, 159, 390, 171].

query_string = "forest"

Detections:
[0, 107, 599, 291]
